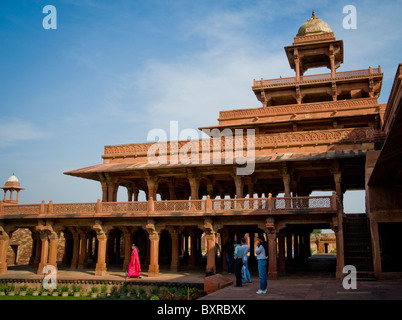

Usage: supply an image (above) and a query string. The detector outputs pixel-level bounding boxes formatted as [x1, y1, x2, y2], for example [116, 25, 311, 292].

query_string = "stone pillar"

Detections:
[294, 48, 300, 81]
[148, 231, 160, 277]
[278, 232, 286, 275]
[93, 223, 109, 276]
[33, 236, 41, 268]
[37, 233, 49, 275]
[122, 228, 132, 271]
[333, 218, 345, 280]
[127, 187, 133, 202]
[146, 220, 161, 277]
[330, 44, 336, 78]
[77, 232, 88, 269]
[188, 229, 196, 266]
[334, 171, 343, 207]
[267, 231, 278, 280]
[146, 176, 159, 200]
[0, 228, 10, 275]
[205, 232, 216, 275]
[233, 175, 243, 198]
[188, 175, 200, 200]
[70, 231, 80, 269]
[48, 231, 58, 270]
[169, 229, 179, 272]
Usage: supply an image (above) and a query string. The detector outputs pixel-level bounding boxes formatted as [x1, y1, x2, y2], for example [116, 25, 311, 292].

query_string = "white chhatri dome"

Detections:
[7, 174, 19, 183]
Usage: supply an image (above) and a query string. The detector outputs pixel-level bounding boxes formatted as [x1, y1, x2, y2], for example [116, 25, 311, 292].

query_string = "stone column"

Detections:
[205, 232, 216, 275]
[70, 230, 80, 269]
[188, 175, 200, 200]
[33, 235, 41, 268]
[146, 220, 161, 277]
[267, 231, 278, 280]
[333, 218, 345, 280]
[48, 231, 58, 270]
[0, 227, 10, 274]
[148, 231, 160, 277]
[330, 44, 336, 78]
[122, 228, 132, 271]
[169, 228, 179, 272]
[93, 223, 109, 276]
[146, 176, 159, 200]
[37, 232, 49, 275]
[294, 48, 300, 81]
[233, 175, 243, 198]
[334, 171, 343, 207]
[77, 232, 88, 269]
[278, 232, 286, 275]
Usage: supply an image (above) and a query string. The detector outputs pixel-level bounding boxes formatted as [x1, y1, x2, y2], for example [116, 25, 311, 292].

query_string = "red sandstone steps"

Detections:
[343, 214, 375, 278]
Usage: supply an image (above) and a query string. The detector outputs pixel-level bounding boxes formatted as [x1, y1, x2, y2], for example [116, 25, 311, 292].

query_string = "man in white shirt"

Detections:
[255, 235, 268, 294]
[240, 238, 252, 283]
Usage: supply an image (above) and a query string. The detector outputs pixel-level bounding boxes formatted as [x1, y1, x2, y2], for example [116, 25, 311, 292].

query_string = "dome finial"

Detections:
[312, 11, 316, 18]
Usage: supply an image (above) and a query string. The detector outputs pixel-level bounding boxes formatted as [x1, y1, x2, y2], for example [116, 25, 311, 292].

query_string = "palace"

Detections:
[1, 12, 401, 280]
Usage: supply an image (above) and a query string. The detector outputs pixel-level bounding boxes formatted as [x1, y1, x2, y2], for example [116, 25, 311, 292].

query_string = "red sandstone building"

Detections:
[1, 13, 401, 280]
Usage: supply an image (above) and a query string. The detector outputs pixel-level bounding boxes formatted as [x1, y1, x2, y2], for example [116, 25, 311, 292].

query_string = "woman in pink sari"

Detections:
[127, 244, 141, 278]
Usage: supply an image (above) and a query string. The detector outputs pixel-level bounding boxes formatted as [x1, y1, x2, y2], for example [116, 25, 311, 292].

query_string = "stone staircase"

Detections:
[343, 214, 375, 280]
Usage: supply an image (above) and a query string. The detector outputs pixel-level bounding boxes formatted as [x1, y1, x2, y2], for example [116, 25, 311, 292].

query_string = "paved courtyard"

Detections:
[1, 255, 402, 300]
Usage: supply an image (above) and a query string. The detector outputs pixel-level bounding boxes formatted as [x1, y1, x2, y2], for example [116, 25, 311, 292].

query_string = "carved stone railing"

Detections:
[253, 67, 382, 88]
[0, 194, 337, 217]
[218, 98, 380, 121]
[102, 127, 376, 161]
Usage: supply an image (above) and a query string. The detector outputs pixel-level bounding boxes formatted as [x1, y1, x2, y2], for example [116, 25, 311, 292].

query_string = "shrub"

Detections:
[138, 287, 147, 299]
[61, 285, 69, 292]
[72, 284, 81, 293]
[101, 284, 108, 293]
[91, 286, 99, 293]
[19, 285, 28, 292]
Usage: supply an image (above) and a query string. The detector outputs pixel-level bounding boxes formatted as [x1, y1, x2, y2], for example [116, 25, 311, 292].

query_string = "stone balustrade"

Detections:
[0, 194, 337, 217]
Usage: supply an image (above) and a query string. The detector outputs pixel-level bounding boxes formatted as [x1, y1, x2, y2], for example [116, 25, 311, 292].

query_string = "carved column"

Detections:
[146, 220, 162, 277]
[77, 231, 88, 269]
[70, 229, 80, 269]
[294, 48, 300, 82]
[332, 217, 345, 280]
[146, 174, 159, 201]
[201, 219, 216, 275]
[0, 226, 10, 274]
[48, 231, 59, 270]
[267, 231, 278, 280]
[188, 175, 200, 200]
[333, 171, 343, 207]
[122, 228, 132, 271]
[93, 223, 109, 276]
[37, 232, 49, 275]
[168, 228, 179, 272]
[278, 231, 286, 275]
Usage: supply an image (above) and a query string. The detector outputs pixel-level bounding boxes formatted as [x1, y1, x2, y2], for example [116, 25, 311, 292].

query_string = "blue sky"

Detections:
[0, 0, 401, 210]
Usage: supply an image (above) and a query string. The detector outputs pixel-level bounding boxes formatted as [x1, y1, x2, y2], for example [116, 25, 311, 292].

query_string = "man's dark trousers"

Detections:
[234, 258, 243, 286]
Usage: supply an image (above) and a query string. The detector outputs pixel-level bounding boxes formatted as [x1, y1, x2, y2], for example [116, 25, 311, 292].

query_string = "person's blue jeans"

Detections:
[258, 259, 267, 290]
[242, 259, 252, 283]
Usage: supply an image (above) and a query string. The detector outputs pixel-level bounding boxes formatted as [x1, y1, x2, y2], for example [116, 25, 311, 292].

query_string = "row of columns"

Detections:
[99, 163, 345, 203]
